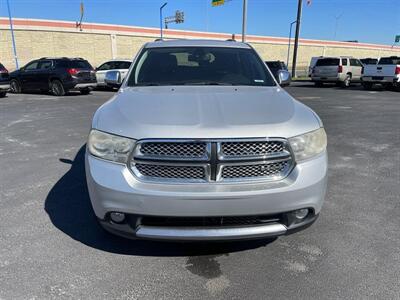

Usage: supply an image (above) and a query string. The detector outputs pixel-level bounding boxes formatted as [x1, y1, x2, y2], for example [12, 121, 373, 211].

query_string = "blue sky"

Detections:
[1, 0, 399, 45]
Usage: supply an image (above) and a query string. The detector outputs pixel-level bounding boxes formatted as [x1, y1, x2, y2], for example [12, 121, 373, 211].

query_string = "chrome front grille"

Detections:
[138, 142, 208, 159]
[136, 163, 206, 180]
[221, 161, 290, 180]
[220, 141, 285, 158]
[130, 139, 294, 183]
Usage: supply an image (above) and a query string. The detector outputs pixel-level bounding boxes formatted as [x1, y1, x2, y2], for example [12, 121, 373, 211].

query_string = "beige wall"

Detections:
[1, 28, 399, 76]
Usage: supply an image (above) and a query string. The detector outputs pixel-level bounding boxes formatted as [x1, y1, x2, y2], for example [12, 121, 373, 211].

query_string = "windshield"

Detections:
[127, 47, 276, 86]
[316, 58, 340, 66]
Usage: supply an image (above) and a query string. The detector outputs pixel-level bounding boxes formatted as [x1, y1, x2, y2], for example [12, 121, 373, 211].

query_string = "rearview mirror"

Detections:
[278, 70, 291, 87]
[104, 70, 122, 87]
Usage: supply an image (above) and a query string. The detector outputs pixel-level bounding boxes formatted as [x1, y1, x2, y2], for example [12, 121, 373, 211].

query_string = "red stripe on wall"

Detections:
[0, 18, 398, 51]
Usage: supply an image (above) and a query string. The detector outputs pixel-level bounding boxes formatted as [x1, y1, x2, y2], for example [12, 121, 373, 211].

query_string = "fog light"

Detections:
[294, 209, 309, 220]
[110, 212, 125, 223]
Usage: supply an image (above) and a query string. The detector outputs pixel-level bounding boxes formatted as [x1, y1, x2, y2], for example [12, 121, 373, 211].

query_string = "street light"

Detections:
[286, 20, 297, 69]
[160, 2, 167, 39]
[6, 0, 19, 69]
[291, 0, 303, 77]
[334, 12, 343, 40]
[242, 0, 248, 42]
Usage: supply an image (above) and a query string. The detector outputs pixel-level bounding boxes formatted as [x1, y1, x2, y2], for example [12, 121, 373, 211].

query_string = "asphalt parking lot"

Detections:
[1, 84, 399, 299]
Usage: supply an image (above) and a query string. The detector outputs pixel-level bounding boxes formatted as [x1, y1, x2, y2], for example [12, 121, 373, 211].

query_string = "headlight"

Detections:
[288, 128, 327, 161]
[87, 129, 136, 163]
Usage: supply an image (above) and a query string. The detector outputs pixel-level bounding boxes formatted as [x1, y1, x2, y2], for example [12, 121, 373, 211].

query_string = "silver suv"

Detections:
[311, 56, 363, 87]
[85, 40, 328, 241]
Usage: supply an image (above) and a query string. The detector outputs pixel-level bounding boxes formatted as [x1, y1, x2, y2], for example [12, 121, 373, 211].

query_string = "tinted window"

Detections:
[316, 58, 340, 66]
[378, 57, 400, 65]
[25, 61, 39, 70]
[341, 58, 348, 66]
[128, 47, 276, 86]
[114, 61, 131, 69]
[360, 58, 378, 65]
[97, 61, 131, 71]
[97, 62, 113, 71]
[266, 61, 281, 69]
[38, 60, 52, 70]
[68, 60, 93, 69]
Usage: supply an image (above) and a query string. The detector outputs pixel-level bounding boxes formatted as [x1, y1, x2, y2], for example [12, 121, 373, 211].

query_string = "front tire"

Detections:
[0, 92, 6, 98]
[51, 80, 66, 96]
[10, 79, 22, 94]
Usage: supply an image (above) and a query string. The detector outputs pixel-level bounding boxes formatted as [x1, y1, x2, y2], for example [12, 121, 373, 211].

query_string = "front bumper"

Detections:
[0, 82, 10, 91]
[85, 150, 327, 241]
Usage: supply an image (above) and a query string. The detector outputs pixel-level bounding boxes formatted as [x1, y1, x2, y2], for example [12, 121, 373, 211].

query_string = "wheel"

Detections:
[341, 74, 351, 88]
[0, 92, 6, 98]
[50, 80, 65, 96]
[80, 88, 91, 95]
[10, 79, 22, 93]
[314, 81, 323, 87]
[362, 82, 373, 90]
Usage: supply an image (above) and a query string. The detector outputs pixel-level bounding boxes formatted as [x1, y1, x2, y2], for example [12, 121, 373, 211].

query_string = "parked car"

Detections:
[265, 61, 291, 86]
[360, 58, 378, 65]
[361, 56, 400, 90]
[0, 63, 10, 98]
[9, 57, 97, 96]
[308, 56, 322, 77]
[95, 59, 131, 88]
[311, 56, 363, 87]
[85, 39, 328, 241]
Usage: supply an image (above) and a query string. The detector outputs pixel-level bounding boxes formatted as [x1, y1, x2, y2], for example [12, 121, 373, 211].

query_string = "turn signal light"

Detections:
[395, 66, 400, 75]
[338, 65, 343, 73]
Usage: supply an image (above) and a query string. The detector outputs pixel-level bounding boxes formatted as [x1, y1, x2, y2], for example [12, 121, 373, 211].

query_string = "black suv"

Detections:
[0, 63, 10, 98]
[9, 57, 97, 96]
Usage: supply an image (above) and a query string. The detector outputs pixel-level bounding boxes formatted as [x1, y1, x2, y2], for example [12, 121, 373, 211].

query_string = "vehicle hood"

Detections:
[93, 86, 321, 139]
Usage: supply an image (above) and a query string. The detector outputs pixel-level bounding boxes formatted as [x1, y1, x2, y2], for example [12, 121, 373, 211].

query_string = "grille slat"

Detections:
[139, 142, 207, 159]
[135, 163, 205, 180]
[220, 141, 285, 158]
[222, 161, 289, 180]
[131, 140, 293, 183]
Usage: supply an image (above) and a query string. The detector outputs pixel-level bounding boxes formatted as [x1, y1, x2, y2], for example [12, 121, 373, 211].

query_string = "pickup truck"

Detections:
[85, 39, 328, 241]
[361, 56, 400, 90]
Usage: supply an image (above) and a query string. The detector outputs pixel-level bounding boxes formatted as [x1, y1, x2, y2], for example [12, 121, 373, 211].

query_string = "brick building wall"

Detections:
[1, 18, 399, 76]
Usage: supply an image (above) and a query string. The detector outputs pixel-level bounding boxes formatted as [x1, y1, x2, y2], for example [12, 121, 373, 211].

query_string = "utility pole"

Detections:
[286, 20, 297, 68]
[6, 0, 19, 69]
[242, 0, 248, 42]
[291, 0, 303, 77]
[160, 2, 167, 39]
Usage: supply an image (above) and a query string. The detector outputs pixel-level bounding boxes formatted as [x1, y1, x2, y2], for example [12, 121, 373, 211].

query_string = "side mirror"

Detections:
[278, 70, 291, 87]
[104, 70, 122, 87]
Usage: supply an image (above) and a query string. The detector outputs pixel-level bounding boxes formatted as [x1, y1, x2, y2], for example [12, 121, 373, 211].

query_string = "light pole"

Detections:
[334, 12, 343, 40]
[291, 0, 303, 77]
[160, 2, 167, 39]
[242, 0, 248, 42]
[6, 0, 19, 69]
[286, 20, 297, 69]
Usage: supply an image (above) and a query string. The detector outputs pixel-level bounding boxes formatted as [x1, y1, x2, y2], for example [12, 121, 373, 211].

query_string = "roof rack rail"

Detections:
[154, 38, 163, 42]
